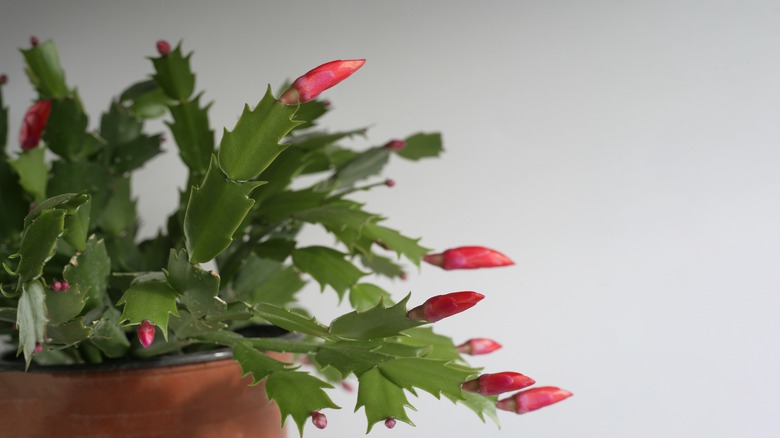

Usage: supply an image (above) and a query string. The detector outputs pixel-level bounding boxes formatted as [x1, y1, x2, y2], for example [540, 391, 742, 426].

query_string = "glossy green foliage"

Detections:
[167, 95, 214, 175]
[356, 367, 415, 432]
[10, 208, 66, 286]
[218, 86, 302, 181]
[44, 96, 88, 161]
[266, 370, 339, 434]
[9, 147, 47, 202]
[395, 132, 444, 161]
[292, 246, 366, 299]
[184, 156, 263, 263]
[151, 44, 195, 101]
[330, 295, 422, 340]
[117, 280, 179, 340]
[165, 249, 225, 317]
[21, 39, 69, 99]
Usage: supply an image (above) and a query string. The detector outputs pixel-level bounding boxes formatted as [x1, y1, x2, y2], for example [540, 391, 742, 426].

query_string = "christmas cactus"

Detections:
[0, 38, 571, 434]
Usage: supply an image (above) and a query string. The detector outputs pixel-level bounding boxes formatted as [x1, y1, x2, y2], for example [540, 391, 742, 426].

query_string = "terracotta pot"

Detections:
[0, 348, 289, 437]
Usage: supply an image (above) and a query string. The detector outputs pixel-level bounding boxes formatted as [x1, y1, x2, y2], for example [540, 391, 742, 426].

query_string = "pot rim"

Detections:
[0, 324, 290, 373]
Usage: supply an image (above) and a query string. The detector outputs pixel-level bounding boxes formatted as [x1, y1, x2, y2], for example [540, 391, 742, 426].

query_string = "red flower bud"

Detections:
[19, 100, 52, 151]
[51, 280, 70, 292]
[279, 59, 366, 105]
[462, 372, 535, 396]
[34, 344, 43, 353]
[457, 338, 502, 355]
[311, 411, 328, 429]
[136, 320, 155, 349]
[384, 417, 396, 429]
[424, 246, 514, 270]
[0, 74, 7, 85]
[496, 386, 573, 414]
[407, 291, 484, 323]
[385, 178, 396, 187]
[383, 139, 406, 151]
[156, 40, 171, 56]
[30, 36, 39, 47]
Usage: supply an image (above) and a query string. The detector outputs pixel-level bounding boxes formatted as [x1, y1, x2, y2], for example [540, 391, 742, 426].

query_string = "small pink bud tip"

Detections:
[30, 36, 39, 47]
[0, 74, 7, 85]
[407, 291, 484, 323]
[384, 417, 396, 429]
[156, 40, 171, 56]
[311, 411, 328, 429]
[496, 386, 573, 414]
[19, 100, 52, 151]
[457, 338, 502, 355]
[341, 381, 354, 392]
[399, 272, 408, 281]
[424, 246, 514, 270]
[383, 139, 406, 151]
[51, 280, 70, 292]
[34, 344, 43, 353]
[136, 320, 155, 349]
[279, 59, 366, 105]
[385, 178, 396, 187]
[462, 372, 536, 396]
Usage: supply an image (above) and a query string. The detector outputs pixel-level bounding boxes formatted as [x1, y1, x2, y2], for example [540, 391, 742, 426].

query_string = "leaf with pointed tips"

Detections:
[356, 367, 415, 433]
[63, 236, 110, 312]
[253, 303, 329, 337]
[320, 146, 390, 191]
[165, 249, 225, 317]
[292, 246, 366, 299]
[218, 86, 302, 181]
[363, 223, 429, 266]
[12, 208, 66, 285]
[330, 295, 421, 340]
[379, 357, 476, 400]
[151, 44, 195, 101]
[46, 319, 92, 346]
[117, 280, 179, 340]
[21, 39, 69, 99]
[17, 280, 48, 367]
[184, 156, 263, 263]
[447, 392, 501, 427]
[167, 94, 214, 175]
[349, 283, 393, 312]
[233, 341, 290, 385]
[265, 370, 339, 435]
[395, 132, 444, 161]
[8, 147, 47, 202]
[315, 340, 392, 377]
[43, 96, 88, 161]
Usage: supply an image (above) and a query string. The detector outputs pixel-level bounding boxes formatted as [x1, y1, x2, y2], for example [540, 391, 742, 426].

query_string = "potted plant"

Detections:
[0, 37, 572, 436]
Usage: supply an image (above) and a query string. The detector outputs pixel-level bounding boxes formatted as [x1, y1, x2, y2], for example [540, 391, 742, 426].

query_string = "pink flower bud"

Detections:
[156, 40, 171, 56]
[0, 74, 7, 85]
[496, 386, 573, 414]
[399, 272, 408, 281]
[341, 381, 354, 392]
[136, 320, 155, 349]
[385, 178, 396, 187]
[407, 291, 484, 323]
[384, 417, 396, 429]
[51, 280, 70, 292]
[311, 411, 328, 429]
[34, 344, 43, 353]
[424, 246, 514, 270]
[462, 372, 535, 396]
[19, 100, 52, 151]
[279, 59, 366, 105]
[457, 338, 502, 355]
[30, 36, 39, 47]
[383, 139, 406, 151]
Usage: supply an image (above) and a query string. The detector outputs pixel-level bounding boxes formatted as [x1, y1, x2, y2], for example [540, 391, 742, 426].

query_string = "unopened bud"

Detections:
[136, 320, 156, 348]
[19, 100, 52, 151]
[496, 386, 573, 414]
[407, 291, 484, 323]
[383, 139, 406, 151]
[30, 36, 39, 47]
[462, 372, 535, 396]
[384, 417, 396, 429]
[424, 246, 514, 270]
[457, 338, 502, 355]
[385, 178, 396, 187]
[279, 59, 366, 105]
[0, 74, 7, 85]
[156, 40, 171, 56]
[311, 411, 328, 429]
[34, 344, 43, 353]
[51, 280, 70, 292]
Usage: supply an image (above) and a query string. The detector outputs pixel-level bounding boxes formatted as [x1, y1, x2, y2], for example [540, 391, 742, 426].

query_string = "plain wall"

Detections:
[1, 1, 779, 437]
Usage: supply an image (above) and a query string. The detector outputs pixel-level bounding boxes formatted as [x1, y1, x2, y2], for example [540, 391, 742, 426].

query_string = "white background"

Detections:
[2, 1, 779, 437]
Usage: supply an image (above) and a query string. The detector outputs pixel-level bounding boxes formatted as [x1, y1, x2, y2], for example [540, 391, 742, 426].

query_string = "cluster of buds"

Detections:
[51, 280, 70, 292]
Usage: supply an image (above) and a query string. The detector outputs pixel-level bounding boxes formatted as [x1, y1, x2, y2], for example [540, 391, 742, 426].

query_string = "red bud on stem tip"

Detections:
[279, 59, 366, 105]
[407, 291, 484, 323]
[384, 417, 397, 429]
[496, 386, 573, 414]
[51, 280, 70, 292]
[383, 139, 406, 150]
[385, 178, 396, 187]
[457, 338, 502, 355]
[0, 74, 7, 85]
[462, 372, 535, 396]
[136, 320, 155, 348]
[30, 36, 39, 47]
[19, 100, 52, 151]
[311, 411, 328, 429]
[424, 246, 514, 270]
[156, 40, 171, 56]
